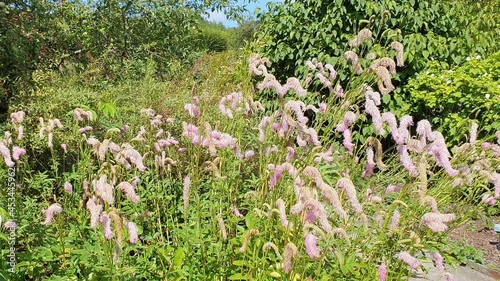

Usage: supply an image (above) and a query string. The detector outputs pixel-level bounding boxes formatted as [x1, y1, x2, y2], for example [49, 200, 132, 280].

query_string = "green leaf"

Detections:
[228, 273, 248, 280]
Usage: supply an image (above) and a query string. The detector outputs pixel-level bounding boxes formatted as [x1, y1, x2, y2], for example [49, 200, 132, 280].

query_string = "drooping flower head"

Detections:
[304, 233, 321, 258]
[42, 203, 62, 225]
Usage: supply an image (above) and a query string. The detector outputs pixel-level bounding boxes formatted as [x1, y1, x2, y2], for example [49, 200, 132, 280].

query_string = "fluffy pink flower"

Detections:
[4, 220, 16, 230]
[365, 100, 384, 135]
[318, 102, 327, 113]
[285, 147, 295, 162]
[385, 184, 402, 196]
[117, 181, 140, 203]
[64, 182, 73, 195]
[374, 66, 395, 94]
[432, 252, 445, 271]
[42, 203, 62, 225]
[269, 165, 283, 189]
[244, 150, 255, 159]
[232, 206, 244, 218]
[78, 126, 93, 134]
[325, 64, 336, 79]
[482, 194, 496, 206]
[86, 196, 103, 229]
[396, 251, 421, 270]
[421, 212, 456, 232]
[362, 147, 376, 177]
[122, 146, 146, 171]
[378, 263, 387, 281]
[391, 41, 404, 66]
[276, 198, 289, 228]
[12, 146, 26, 161]
[17, 126, 23, 140]
[93, 175, 114, 205]
[184, 103, 200, 118]
[140, 108, 155, 117]
[283, 242, 298, 273]
[397, 145, 418, 177]
[337, 177, 363, 215]
[100, 213, 114, 239]
[349, 28, 372, 47]
[304, 233, 321, 258]
[0, 141, 14, 167]
[127, 221, 139, 243]
[344, 51, 363, 74]
[10, 111, 25, 124]
[469, 122, 478, 145]
[314, 146, 334, 163]
[182, 123, 201, 145]
[389, 209, 400, 231]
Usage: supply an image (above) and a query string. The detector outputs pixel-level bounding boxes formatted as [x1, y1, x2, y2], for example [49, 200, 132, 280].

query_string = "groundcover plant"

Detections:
[0, 28, 499, 281]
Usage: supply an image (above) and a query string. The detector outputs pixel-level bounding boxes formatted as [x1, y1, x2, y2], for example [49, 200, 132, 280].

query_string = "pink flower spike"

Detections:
[117, 181, 140, 203]
[378, 263, 387, 281]
[319, 102, 327, 113]
[127, 221, 139, 243]
[4, 220, 17, 230]
[432, 252, 445, 271]
[100, 213, 114, 239]
[42, 203, 62, 225]
[183, 176, 190, 210]
[12, 146, 26, 161]
[304, 233, 321, 258]
[86, 197, 103, 229]
[396, 251, 421, 270]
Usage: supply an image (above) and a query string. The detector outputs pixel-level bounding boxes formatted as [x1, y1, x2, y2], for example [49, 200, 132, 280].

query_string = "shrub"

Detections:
[406, 52, 500, 144]
[255, 0, 499, 85]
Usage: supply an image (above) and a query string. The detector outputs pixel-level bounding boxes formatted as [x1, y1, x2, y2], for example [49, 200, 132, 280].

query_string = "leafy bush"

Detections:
[406, 52, 500, 144]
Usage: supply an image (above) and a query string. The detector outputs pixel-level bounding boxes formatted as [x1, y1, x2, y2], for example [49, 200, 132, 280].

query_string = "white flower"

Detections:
[485, 94, 490, 99]
[446, 80, 451, 85]
[466, 57, 471, 61]
[476, 55, 481, 60]
[448, 70, 453, 73]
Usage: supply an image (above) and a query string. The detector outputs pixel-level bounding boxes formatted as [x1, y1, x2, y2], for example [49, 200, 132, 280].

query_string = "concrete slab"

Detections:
[409, 262, 497, 281]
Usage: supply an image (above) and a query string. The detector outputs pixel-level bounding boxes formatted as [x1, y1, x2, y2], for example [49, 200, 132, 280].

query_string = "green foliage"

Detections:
[445, 239, 484, 265]
[406, 52, 500, 144]
[193, 21, 234, 53]
[0, 0, 250, 117]
[256, 0, 499, 84]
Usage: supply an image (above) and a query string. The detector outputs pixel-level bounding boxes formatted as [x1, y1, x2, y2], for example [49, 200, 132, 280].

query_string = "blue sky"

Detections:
[206, 0, 282, 28]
